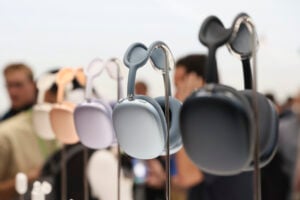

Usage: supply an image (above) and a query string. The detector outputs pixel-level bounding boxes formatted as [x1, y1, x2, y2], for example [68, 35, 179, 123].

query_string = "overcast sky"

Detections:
[0, 0, 299, 113]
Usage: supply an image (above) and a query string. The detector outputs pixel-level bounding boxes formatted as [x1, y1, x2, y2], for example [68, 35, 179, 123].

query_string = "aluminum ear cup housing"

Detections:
[50, 103, 79, 144]
[33, 103, 55, 140]
[32, 73, 57, 140]
[113, 96, 167, 159]
[74, 99, 115, 149]
[180, 84, 255, 175]
[49, 68, 81, 144]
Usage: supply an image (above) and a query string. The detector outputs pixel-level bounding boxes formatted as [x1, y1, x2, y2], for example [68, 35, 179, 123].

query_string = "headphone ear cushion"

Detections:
[135, 95, 167, 135]
[240, 90, 278, 163]
[155, 96, 182, 154]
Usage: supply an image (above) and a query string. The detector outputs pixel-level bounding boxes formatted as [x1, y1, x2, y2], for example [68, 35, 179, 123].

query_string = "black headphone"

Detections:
[179, 13, 278, 175]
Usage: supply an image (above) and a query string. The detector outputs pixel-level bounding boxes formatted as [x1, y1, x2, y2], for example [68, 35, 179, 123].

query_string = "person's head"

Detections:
[265, 92, 280, 113]
[174, 54, 206, 87]
[265, 93, 278, 105]
[3, 63, 36, 110]
[174, 54, 207, 101]
[135, 81, 148, 95]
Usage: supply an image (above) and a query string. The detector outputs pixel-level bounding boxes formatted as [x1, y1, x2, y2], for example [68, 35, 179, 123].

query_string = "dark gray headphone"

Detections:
[180, 13, 278, 175]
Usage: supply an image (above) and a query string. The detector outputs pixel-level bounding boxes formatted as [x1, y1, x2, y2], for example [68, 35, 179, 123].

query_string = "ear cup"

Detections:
[74, 99, 115, 149]
[240, 90, 278, 168]
[113, 95, 167, 159]
[50, 102, 79, 144]
[264, 100, 279, 159]
[32, 103, 55, 140]
[180, 84, 254, 175]
[87, 150, 133, 200]
[155, 96, 182, 155]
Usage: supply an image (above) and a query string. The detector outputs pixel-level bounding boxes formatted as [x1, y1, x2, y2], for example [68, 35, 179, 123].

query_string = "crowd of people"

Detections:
[0, 55, 300, 200]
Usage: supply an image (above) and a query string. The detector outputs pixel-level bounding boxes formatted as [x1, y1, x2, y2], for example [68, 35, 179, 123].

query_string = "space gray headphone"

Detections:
[112, 41, 182, 159]
[180, 13, 278, 175]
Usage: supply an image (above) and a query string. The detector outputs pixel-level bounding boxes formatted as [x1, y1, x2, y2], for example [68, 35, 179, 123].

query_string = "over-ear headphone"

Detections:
[112, 41, 182, 159]
[87, 149, 133, 200]
[32, 73, 57, 140]
[74, 58, 123, 149]
[49, 68, 85, 144]
[228, 13, 278, 170]
[180, 13, 278, 175]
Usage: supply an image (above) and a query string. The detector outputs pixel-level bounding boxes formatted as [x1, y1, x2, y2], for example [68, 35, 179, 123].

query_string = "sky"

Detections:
[0, 0, 299, 113]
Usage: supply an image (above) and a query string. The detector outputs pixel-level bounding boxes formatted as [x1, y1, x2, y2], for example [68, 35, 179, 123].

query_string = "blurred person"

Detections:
[280, 91, 300, 200]
[280, 96, 294, 119]
[1, 63, 37, 121]
[172, 55, 205, 200]
[0, 69, 59, 199]
[135, 81, 148, 95]
[172, 54, 253, 200]
[260, 93, 289, 200]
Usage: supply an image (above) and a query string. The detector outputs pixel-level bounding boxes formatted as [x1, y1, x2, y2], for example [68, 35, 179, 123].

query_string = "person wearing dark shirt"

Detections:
[1, 63, 36, 121]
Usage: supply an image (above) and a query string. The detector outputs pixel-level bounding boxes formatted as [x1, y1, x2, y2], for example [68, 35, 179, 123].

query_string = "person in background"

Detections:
[260, 93, 289, 200]
[172, 54, 253, 200]
[280, 96, 294, 119]
[172, 55, 206, 200]
[280, 91, 300, 200]
[1, 63, 37, 121]
[135, 81, 148, 96]
[0, 68, 58, 200]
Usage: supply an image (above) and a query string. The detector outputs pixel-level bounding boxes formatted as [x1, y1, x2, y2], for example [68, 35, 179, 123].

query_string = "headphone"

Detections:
[32, 73, 57, 140]
[179, 13, 278, 175]
[112, 41, 182, 159]
[228, 13, 278, 170]
[87, 149, 133, 200]
[49, 68, 86, 144]
[74, 58, 123, 149]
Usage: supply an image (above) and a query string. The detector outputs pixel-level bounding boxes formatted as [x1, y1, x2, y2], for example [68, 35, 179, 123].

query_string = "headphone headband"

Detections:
[56, 68, 76, 103]
[199, 16, 232, 84]
[36, 73, 56, 104]
[85, 58, 124, 100]
[228, 13, 258, 89]
[106, 58, 124, 100]
[124, 41, 173, 98]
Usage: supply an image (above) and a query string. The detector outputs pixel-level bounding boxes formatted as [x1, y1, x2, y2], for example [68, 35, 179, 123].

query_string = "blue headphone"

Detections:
[113, 41, 182, 159]
[180, 13, 278, 175]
